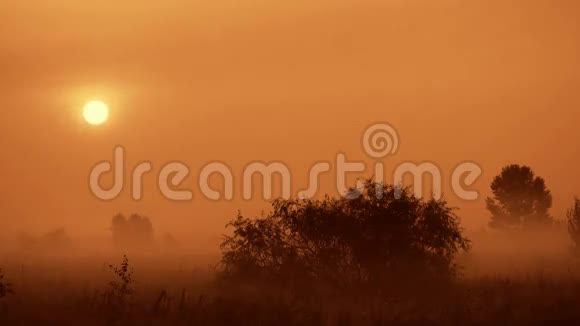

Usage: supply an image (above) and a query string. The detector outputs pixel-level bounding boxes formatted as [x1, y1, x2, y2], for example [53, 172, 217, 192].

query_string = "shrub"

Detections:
[567, 198, 580, 249]
[0, 269, 14, 298]
[220, 180, 470, 296]
[108, 255, 135, 298]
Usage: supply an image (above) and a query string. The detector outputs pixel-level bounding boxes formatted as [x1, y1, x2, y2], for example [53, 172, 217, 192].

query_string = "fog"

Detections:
[1, 0, 579, 239]
[1, 0, 580, 324]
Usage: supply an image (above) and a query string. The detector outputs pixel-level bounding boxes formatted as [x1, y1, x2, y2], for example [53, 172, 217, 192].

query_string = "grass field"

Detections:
[1, 230, 580, 326]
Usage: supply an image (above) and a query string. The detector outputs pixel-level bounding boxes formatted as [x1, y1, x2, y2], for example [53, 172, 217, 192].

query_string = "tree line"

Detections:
[100, 163, 580, 297]
[219, 164, 580, 296]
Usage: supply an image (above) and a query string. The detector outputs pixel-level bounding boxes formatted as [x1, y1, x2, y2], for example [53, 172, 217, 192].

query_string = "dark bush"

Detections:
[220, 180, 470, 297]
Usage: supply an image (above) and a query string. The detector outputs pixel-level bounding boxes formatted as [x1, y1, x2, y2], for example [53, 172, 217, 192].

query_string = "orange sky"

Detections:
[1, 0, 579, 247]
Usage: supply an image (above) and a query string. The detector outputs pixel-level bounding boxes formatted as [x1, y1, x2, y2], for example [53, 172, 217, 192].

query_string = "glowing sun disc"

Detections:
[83, 100, 109, 125]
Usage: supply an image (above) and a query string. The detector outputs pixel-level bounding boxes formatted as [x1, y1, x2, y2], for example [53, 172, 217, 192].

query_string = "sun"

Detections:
[83, 100, 109, 125]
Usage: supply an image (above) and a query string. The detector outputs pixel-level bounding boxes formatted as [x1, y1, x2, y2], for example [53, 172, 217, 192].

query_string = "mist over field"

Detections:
[2, 191, 580, 325]
[2, 0, 580, 324]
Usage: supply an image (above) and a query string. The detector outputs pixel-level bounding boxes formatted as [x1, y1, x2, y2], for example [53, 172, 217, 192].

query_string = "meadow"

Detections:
[1, 227, 580, 325]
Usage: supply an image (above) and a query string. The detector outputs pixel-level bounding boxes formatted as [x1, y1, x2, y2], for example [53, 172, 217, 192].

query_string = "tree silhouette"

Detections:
[104, 255, 135, 322]
[0, 269, 14, 298]
[567, 198, 580, 249]
[19, 228, 71, 251]
[486, 165, 552, 229]
[108, 255, 135, 298]
[111, 214, 154, 247]
[220, 179, 470, 295]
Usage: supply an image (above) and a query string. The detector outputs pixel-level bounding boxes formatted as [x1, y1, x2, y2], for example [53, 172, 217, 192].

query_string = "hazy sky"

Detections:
[1, 0, 579, 246]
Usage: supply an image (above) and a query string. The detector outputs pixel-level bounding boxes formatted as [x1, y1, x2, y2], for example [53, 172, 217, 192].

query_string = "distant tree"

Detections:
[567, 198, 580, 249]
[111, 214, 154, 247]
[129, 214, 154, 243]
[220, 179, 470, 296]
[18, 228, 71, 251]
[41, 228, 72, 248]
[111, 214, 129, 246]
[162, 233, 181, 248]
[486, 165, 552, 229]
